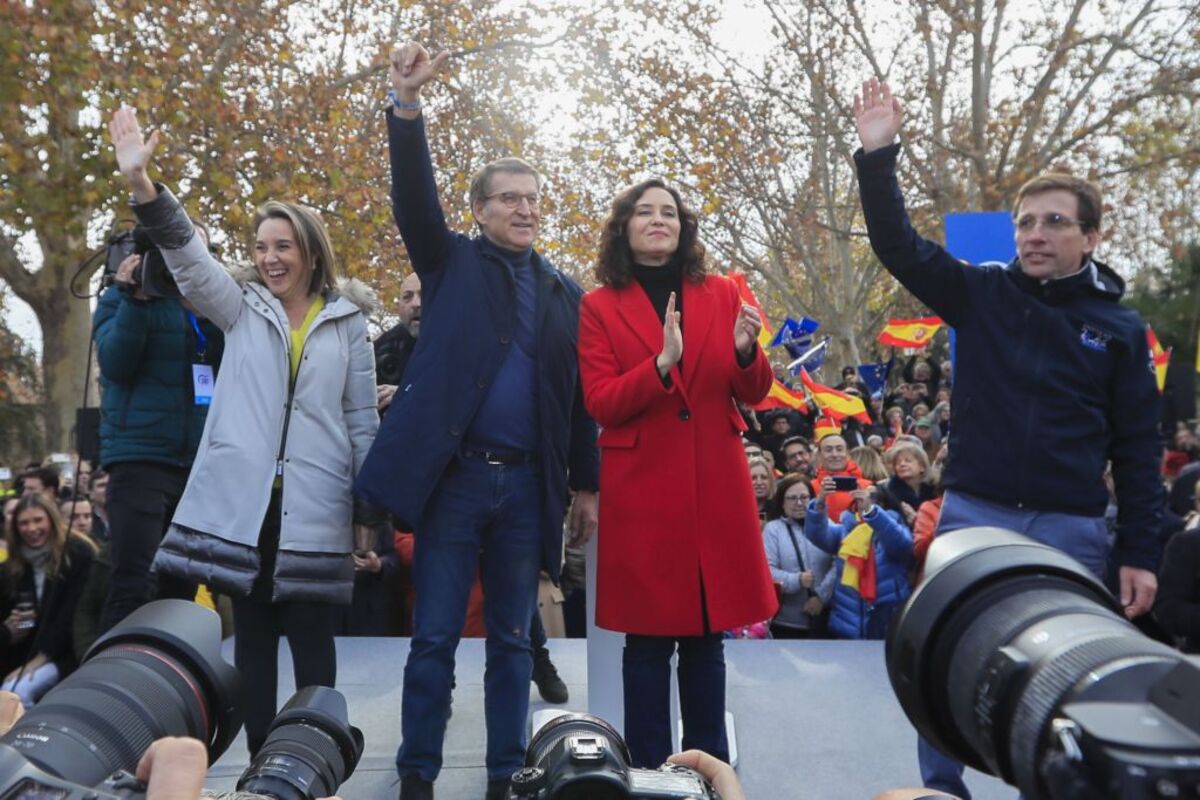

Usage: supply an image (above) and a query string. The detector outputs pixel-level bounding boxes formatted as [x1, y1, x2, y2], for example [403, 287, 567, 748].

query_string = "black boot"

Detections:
[399, 774, 434, 800]
[532, 648, 568, 704]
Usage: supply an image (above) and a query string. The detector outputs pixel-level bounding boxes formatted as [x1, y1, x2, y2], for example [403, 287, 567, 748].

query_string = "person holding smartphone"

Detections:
[810, 433, 873, 520]
[804, 480, 913, 640]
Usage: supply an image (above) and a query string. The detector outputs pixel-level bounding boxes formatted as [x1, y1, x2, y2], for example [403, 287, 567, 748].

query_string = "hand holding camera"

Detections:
[114, 253, 149, 300]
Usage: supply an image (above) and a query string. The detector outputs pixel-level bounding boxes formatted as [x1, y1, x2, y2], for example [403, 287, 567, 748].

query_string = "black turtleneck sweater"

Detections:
[632, 260, 682, 324]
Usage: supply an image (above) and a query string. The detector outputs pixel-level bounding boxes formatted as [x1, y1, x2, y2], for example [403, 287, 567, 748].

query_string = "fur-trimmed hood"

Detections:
[225, 259, 381, 318]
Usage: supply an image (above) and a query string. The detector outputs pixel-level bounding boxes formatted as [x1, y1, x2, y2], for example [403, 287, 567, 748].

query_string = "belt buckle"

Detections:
[484, 451, 505, 465]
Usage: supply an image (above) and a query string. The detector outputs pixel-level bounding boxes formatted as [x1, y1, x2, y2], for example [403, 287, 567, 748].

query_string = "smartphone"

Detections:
[831, 475, 859, 491]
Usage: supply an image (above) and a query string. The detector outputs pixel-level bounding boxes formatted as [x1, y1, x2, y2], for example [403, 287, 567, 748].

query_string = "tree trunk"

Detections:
[34, 290, 94, 455]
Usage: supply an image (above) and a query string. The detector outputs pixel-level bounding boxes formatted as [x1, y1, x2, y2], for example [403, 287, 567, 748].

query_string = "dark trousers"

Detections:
[233, 594, 337, 755]
[233, 486, 337, 755]
[622, 633, 728, 769]
[530, 608, 547, 657]
[100, 461, 195, 633]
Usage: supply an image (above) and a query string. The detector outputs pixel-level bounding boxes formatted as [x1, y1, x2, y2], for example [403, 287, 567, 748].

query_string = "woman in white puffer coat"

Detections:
[108, 107, 379, 754]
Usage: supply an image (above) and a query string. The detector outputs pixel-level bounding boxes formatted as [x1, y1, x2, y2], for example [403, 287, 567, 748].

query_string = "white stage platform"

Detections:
[205, 637, 1014, 799]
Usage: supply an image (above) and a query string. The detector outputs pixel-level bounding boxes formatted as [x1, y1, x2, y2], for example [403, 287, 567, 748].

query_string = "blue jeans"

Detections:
[915, 489, 1112, 799]
[623, 634, 728, 769]
[395, 456, 543, 783]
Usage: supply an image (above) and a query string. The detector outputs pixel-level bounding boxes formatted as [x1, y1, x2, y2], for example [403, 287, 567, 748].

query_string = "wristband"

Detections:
[386, 89, 422, 112]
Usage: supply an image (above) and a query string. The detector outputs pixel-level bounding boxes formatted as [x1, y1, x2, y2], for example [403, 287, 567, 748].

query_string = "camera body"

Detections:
[102, 227, 181, 299]
[0, 745, 147, 800]
[509, 714, 718, 800]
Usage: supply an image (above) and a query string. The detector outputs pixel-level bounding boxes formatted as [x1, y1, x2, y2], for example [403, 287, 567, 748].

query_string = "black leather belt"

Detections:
[460, 446, 536, 466]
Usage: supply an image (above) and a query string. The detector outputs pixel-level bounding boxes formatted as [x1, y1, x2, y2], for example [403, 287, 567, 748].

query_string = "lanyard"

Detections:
[185, 311, 207, 363]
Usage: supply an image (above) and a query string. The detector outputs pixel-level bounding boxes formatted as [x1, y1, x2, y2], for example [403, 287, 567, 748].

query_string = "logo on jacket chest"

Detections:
[1079, 325, 1111, 352]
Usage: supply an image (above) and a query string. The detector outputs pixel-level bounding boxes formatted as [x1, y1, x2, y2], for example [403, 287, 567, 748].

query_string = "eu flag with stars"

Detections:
[857, 358, 894, 398]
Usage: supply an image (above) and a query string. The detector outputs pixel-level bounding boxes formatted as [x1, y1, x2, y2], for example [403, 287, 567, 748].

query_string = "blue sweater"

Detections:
[855, 143, 1163, 571]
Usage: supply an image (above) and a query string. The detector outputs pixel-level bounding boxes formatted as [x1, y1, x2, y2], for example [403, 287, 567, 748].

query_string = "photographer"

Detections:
[92, 230, 224, 633]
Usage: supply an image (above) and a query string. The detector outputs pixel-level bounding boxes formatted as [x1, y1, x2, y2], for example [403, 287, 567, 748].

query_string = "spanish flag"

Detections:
[1146, 325, 1170, 393]
[878, 316, 943, 349]
[798, 368, 871, 423]
[813, 415, 842, 441]
[753, 379, 808, 412]
[838, 521, 877, 604]
[728, 271, 774, 350]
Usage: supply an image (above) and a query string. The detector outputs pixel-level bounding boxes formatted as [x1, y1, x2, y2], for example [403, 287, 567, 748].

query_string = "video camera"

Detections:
[0, 599, 362, 800]
[508, 713, 719, 799]
[102, 226, 181, 299]
[887, 527, 1200, 799]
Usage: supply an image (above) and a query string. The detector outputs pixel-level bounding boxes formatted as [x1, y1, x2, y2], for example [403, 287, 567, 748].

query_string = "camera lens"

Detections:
[517, 714, 630, 800]
[237, 686, 363, 800]
[1, 599, 241, 786]
[887, 527, 1187, 797]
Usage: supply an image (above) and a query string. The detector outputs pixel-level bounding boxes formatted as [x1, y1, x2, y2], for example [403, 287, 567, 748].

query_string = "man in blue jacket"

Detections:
[853, 77, 1163, 798]
[353, 41, 599, 800]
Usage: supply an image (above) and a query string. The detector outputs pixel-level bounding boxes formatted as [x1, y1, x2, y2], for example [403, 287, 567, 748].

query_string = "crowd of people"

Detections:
[0, 56, 1195, 800]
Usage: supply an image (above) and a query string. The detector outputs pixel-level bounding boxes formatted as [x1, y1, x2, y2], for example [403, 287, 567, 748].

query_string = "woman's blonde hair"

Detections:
[850, 446, 889, 482]
[5, 493, 82, 581]
[747, 456, 776, 498]
[252, 201, 339, 296]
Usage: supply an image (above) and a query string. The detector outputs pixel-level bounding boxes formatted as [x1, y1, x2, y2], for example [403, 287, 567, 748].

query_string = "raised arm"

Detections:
[108, 107, 243, 329]
[852, 78, 970, 324]
[386, 42, 455, 274]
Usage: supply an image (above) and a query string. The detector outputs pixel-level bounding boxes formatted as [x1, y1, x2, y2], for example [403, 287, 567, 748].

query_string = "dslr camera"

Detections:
[508, 713, 719, 799]
[888, 527, 1200, 800]
[0, 600, 362, 800]
[102, 226, 181, 299]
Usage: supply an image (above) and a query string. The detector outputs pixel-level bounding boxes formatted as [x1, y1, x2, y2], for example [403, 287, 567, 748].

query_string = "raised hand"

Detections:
[389, 41, 450, 102]
[656, 291, 682, 377]
[853, 77, 904, 153]
[108, 107, 160, 178]
[107, 106, 159, 202]
[733, 302, 761, 359]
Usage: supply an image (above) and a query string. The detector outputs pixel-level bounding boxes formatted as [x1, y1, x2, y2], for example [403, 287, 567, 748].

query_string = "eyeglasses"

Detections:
[1015, 213, 1084, 233]
[784, 494, 810, 503]
[486, 192, 540, 210]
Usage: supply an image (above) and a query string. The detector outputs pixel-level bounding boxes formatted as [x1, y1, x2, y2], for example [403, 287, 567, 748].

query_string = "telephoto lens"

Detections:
[0, 599, 242, 787]
[887, 527, 1200, 800]
[237, 686, 364, 800]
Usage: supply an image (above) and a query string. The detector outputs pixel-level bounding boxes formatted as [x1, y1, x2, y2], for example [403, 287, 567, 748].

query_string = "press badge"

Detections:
[193, 364, 215, 405]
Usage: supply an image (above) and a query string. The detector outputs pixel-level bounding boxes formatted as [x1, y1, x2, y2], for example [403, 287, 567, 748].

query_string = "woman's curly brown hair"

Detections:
[594, 178, 707, 288]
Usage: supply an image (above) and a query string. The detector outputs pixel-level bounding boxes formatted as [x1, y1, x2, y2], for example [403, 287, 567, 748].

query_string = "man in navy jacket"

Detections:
[853, 77, 1163, 798]
[353, 42, 599, 800]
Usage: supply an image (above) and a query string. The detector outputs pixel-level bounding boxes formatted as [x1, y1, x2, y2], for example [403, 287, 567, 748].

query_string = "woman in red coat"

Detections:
[578, 178, 778, 768]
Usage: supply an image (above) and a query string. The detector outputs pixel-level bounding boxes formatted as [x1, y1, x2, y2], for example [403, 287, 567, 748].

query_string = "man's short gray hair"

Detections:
[468, 157, 541, 209]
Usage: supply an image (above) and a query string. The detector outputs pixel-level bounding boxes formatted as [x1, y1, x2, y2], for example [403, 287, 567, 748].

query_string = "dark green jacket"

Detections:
[92, 286, 224, 468]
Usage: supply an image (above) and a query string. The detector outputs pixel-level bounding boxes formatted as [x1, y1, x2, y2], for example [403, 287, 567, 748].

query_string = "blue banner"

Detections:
[944, 212, 1016, 266]
[943, 212, 1017, 367]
